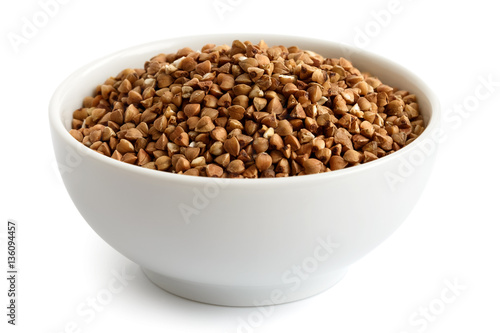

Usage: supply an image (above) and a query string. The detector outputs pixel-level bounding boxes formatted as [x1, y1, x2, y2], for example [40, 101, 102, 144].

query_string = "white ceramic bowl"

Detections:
[49, 34, 440, 306]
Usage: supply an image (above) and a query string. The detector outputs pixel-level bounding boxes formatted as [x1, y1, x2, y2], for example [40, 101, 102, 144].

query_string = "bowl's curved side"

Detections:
[49, 34, 440, 305]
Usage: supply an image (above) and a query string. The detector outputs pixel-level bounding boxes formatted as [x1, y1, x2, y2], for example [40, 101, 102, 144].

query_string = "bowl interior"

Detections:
[50, 34, 439, 185]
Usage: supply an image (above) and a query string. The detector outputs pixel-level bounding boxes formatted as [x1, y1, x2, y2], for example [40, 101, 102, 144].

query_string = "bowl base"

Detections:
[142, 267, 348, 306]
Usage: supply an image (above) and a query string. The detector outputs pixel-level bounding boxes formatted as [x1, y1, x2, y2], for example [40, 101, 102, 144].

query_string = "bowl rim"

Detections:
[49, 33, 440, 187]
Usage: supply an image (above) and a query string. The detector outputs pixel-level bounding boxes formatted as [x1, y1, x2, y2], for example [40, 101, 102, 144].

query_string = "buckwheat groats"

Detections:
[69, 40, 426, 178]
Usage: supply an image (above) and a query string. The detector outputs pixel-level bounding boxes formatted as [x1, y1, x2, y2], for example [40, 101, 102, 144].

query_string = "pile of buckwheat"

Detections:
[69, 40, 425, 178]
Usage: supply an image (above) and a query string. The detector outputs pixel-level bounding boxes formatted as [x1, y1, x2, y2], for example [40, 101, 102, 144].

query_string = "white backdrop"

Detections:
[1, 0, 499, 332]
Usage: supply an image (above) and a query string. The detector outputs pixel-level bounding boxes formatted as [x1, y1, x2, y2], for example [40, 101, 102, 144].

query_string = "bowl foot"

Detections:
[142, 267, 348, 306]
